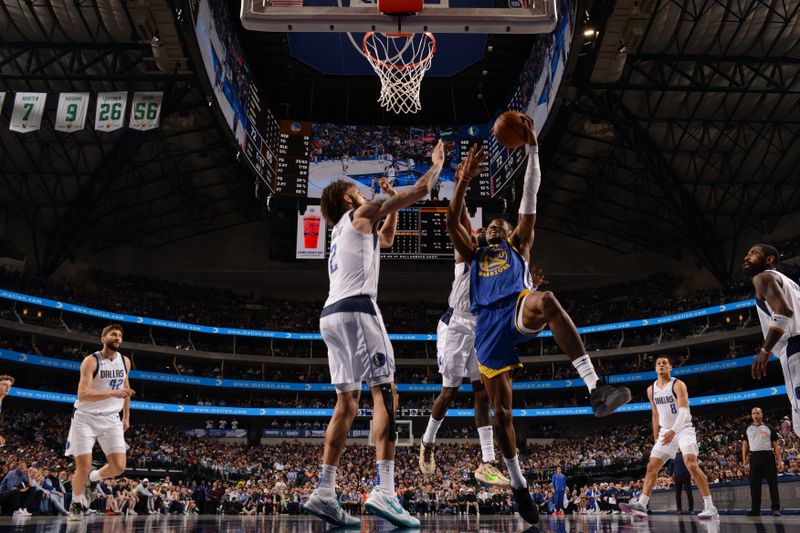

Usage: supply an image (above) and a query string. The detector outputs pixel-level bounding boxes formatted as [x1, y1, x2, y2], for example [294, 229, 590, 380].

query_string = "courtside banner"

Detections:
[54, 93, 90, 132]
[9, 385, 787, 417]
[95, 91, 128, 132]
[9, 92, 47, 133]
[3, 348, 775, 392]
[129, 92, 163, 131]
[0, 289, 757, 342]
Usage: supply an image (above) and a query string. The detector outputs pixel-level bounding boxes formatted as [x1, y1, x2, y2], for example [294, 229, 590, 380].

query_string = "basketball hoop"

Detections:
[362, 31, 436, 114]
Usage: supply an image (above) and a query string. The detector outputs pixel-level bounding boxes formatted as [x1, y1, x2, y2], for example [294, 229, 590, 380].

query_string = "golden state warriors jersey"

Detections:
[469, 239, 532, 313]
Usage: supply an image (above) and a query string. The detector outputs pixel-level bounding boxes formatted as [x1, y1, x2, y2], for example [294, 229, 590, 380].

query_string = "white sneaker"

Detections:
[620, 502, 647, 517]
[419, 441, 435, 475]
[303, 490, 361, 528]
[12, 510, 30, 518]
[697, 506, 719, 520]
[365, 488, 420, 528]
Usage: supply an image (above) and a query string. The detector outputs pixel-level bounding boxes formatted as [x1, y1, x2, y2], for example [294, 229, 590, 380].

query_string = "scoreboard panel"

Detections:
[275, 120, 311, 196]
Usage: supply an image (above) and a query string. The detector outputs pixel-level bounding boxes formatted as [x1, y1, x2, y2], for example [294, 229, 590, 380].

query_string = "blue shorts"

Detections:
[474, 290, 540, 378]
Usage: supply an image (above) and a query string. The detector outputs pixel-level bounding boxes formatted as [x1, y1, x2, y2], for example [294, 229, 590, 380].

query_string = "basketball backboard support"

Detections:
[369, 419, 414, 446]
[240, 0, 558, 34]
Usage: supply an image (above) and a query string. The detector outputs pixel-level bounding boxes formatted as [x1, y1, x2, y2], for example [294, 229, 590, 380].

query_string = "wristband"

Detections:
[769, 313, 791, 335]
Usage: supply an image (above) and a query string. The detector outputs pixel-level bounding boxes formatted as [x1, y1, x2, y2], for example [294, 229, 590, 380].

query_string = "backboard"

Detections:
[240, 0, 558, 34]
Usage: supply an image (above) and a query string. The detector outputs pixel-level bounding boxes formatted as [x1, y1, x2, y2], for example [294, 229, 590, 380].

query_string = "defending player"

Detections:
[66, 324, 134, 520]
[746, 244, 800, 435]
[447, 125, 631, 524]
[303, 139, 445, 528]
[623, 356, 718, 519]
[419, 216, 510, 488]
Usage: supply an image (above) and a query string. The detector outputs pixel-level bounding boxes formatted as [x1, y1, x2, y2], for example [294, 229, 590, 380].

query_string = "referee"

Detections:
[742, 407, 781, 517]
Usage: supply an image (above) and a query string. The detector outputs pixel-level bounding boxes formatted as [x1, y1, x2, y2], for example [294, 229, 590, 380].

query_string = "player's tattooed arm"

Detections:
[752, 272, 793, 379]
[123, 356, 133, 432]
[353, 140, 445, 230]
[377, 178, 399, 248]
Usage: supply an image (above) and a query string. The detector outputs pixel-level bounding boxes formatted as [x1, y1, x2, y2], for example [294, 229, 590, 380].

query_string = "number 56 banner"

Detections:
[55, 93, 89, 132]
[95, 91, 128, 132]
[129, 92, 163, 131]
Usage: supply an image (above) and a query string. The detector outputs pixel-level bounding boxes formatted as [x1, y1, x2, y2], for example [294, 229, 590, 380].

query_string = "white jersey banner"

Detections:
[129, 91, 163, 131]
[0, 93, 5, 114]
[94, 92, 128, 132]
[9, 92, 47, 133]
[54, 93, 90, 132]
[296, 206, 327, 259]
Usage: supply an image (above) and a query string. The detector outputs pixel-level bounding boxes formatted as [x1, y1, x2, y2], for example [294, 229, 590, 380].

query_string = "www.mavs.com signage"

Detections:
[0, 348, 776, 392]
[9, 385, 786, 417]
[0, 289, 756, 341]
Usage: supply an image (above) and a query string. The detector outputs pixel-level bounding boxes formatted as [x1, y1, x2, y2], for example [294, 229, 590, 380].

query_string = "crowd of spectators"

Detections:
[2, 406, 799, 517]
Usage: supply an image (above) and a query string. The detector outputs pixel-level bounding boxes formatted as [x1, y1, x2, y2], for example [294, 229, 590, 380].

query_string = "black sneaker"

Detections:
[591, 382, 632, 417]
[745, 510, 760, 516]
[68, 500, 86, 521]
[512, 487, 539, 525]
[771, 510, 781, 517]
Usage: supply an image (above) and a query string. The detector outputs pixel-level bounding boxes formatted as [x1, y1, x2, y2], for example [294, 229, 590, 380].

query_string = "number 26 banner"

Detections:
[55, 93, 90, 133]
[129, 92, 163, 131]
[95, 91, 128, 132]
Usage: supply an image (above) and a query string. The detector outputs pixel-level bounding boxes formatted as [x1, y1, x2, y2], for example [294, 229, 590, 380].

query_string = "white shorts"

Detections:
[779, 347, 800, 436]
[436, 309, 480, 387]
[320, 296, 395, 393]
[650, 425, 699, 461]
[65, 410, 128, 457]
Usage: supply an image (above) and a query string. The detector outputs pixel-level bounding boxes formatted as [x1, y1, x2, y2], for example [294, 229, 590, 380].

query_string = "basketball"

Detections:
[492, 110, 533, 149]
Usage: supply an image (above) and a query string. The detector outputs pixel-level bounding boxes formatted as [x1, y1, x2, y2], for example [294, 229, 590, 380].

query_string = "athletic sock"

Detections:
[377, 460, 396, 496]
[422, 417, 443, 445]
[703, 496, 714, 509]
[89, 469, 103, 483]
[572, 354, 599, 392]
[638, 494, 650, 508]
[477, 425, 496, 463]
[317, 464, 337, 499]
[503, 455, 526, 490]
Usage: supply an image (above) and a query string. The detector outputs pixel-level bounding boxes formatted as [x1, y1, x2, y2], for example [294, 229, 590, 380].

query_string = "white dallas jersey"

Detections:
[652, 377, 691, 431]
[755, 269, 800, 356]
[73, 352, 127, 415]
[325, 210, 380, 307]
[447, 261, 472, 314]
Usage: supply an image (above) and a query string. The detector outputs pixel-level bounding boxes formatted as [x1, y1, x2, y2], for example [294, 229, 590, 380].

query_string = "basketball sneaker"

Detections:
[474, 462, 511, 489]
[591, 382, 632, 417]
[303, 490, 361, 528]
[68, 500, 87, 521]
[620, 501, 647, 517]
[511, 486, 539, 525]
[365, 487, 420, 528]
[418, 441, 435, 475]
[697, 506, 719, 520]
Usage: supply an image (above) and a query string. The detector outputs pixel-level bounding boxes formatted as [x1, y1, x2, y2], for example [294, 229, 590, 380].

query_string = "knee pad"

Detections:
[378, 383, 397, 442]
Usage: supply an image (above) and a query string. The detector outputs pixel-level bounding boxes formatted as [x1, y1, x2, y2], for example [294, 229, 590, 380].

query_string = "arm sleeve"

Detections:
[670, 407, 690, 432]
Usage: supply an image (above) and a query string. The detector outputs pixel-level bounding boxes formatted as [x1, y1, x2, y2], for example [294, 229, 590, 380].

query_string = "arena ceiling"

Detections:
[0, 0, 798, 284]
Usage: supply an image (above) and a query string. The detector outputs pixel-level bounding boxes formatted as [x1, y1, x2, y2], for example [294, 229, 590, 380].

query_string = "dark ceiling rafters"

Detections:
[536, 0, 800, 283]
[0, 0, 257, 275]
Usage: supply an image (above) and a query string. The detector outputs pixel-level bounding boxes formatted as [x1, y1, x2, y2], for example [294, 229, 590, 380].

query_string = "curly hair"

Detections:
[320, 180, 354, 226]
[753, 243, 781, 264]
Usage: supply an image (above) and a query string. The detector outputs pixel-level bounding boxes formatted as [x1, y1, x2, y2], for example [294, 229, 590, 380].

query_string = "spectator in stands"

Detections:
[0, 461, 38, 517]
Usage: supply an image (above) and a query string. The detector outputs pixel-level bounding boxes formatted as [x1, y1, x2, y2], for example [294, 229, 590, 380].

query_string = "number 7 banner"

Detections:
[129, 92, 163, 131]
[95, 91, 128, 132]
[55, 93, 90, 132]
[9, 92, 47, 133]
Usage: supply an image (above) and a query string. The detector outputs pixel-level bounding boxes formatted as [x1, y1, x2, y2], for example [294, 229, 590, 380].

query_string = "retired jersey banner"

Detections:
[9, 92, 46, 133]
[54, 93, 89, 132]
[129, 92, 163, 131]
[0, 93, 5, 113]
[94, 91, 128, 132]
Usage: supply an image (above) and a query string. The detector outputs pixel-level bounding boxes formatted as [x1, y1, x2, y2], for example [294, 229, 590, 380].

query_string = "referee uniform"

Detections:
[743, 421, 781, 515]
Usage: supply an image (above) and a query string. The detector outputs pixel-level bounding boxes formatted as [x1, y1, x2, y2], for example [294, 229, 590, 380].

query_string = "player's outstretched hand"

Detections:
[379, 177, 396, 197]
[752, 348, 771, 380]
[457, 143, 487, 183]
[518, 114, 537, 146]
[431, 139, 445, 166]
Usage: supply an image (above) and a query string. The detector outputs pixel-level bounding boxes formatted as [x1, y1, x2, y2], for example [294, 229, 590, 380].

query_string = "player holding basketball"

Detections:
[746, 244, 800, 436]
[447, 120, 631, 524]
[303, 139, 445, 528]
[66, 324, 134, 520]
[419, 213, 510, 488]
[624, 356, 718, 519]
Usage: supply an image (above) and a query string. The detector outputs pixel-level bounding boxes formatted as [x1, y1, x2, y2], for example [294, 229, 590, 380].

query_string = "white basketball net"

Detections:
[362, 32, 436, 115]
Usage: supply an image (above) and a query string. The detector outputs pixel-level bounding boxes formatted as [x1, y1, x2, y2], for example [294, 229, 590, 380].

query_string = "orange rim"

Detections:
[362, 32, 437, 71]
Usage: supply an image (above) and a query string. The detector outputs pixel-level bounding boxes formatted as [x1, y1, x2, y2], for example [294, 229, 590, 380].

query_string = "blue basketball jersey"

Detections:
[469, 239, 532, 313]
